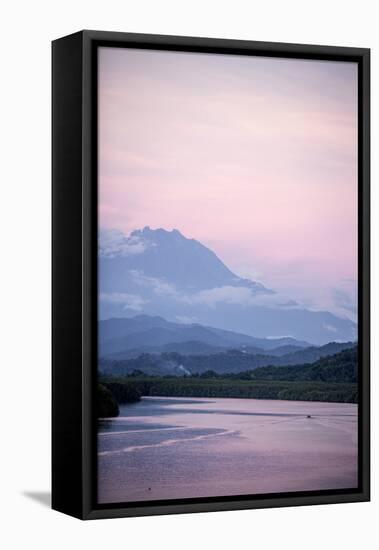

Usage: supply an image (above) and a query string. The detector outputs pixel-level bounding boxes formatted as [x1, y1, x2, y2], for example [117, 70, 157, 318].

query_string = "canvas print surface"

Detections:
[97, 47, 358, 504]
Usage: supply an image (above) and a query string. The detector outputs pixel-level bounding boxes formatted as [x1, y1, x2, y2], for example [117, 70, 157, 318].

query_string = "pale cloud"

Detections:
[129, 270, 179, 297]
[233, 265, 264, 282]
[175, 315, 198, 324]
[323, 324, 338, 333]
[182, 285, 299, 309]
[268, 278, 358, 322]
[266, 335, 296, 340]
[332, 280, 357, 317]
[99, 229, 151, 258]
[188, 286, 253, 307]
[99, 292, 147, 311]
[128, 270, 299, 311]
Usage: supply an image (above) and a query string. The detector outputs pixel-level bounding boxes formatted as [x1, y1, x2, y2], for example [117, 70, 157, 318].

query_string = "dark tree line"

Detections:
[97, 384, 119, 417]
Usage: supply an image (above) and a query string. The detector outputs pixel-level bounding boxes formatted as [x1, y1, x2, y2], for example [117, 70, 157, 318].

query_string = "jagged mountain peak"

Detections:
[100, 226, 271, 294]
[131, 226, 185, 239]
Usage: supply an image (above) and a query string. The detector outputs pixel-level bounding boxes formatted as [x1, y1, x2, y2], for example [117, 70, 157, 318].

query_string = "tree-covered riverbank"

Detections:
[101, 377, 357, 404]
[100, 347, 358, 405]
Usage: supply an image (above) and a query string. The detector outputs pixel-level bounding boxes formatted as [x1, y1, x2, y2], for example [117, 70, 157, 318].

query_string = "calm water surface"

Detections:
[98, 397, 358, 504]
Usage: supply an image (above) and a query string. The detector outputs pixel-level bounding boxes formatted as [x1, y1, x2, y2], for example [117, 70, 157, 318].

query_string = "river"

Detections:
[98, 396, 358, 504]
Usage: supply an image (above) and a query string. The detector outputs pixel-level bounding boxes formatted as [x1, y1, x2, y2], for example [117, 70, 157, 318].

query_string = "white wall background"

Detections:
[0, 1, 376, 548]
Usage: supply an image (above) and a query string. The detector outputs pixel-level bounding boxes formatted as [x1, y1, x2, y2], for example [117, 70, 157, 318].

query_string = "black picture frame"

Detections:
[52, 30, 370, 520]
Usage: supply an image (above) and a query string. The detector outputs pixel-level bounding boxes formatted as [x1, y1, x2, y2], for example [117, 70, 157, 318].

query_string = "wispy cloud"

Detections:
[323, 323, 338, 333]
[332, 287, 357, 315]
[99, 229, 151, 258]
[175, 315, 198, 324]
[129, 270, 179, 297]
[183, 285, 299, 309]
[128, 270, 298, 311]
[99, 292, 147, 311]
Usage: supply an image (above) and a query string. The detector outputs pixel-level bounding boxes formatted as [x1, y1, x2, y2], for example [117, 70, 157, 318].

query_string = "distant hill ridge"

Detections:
[99, 332, 356, 376]
[99, 315, 311, 358]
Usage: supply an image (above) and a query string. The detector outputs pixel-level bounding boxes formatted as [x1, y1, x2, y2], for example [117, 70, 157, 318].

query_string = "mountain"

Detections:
[100, 226, 271, 294]
[99, 315, 310, 358]
[99, 227, 357, 344]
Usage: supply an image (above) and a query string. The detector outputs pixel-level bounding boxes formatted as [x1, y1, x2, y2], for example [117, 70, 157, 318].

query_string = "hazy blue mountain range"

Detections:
[99, 227, 357, 344]
[104, 341, 306, 360]
[99, 315, 310, 358]
[99, 339, 356, 377]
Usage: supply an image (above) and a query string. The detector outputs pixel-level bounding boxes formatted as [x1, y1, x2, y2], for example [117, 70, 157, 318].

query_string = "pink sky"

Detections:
[98, 47, 358, 319]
